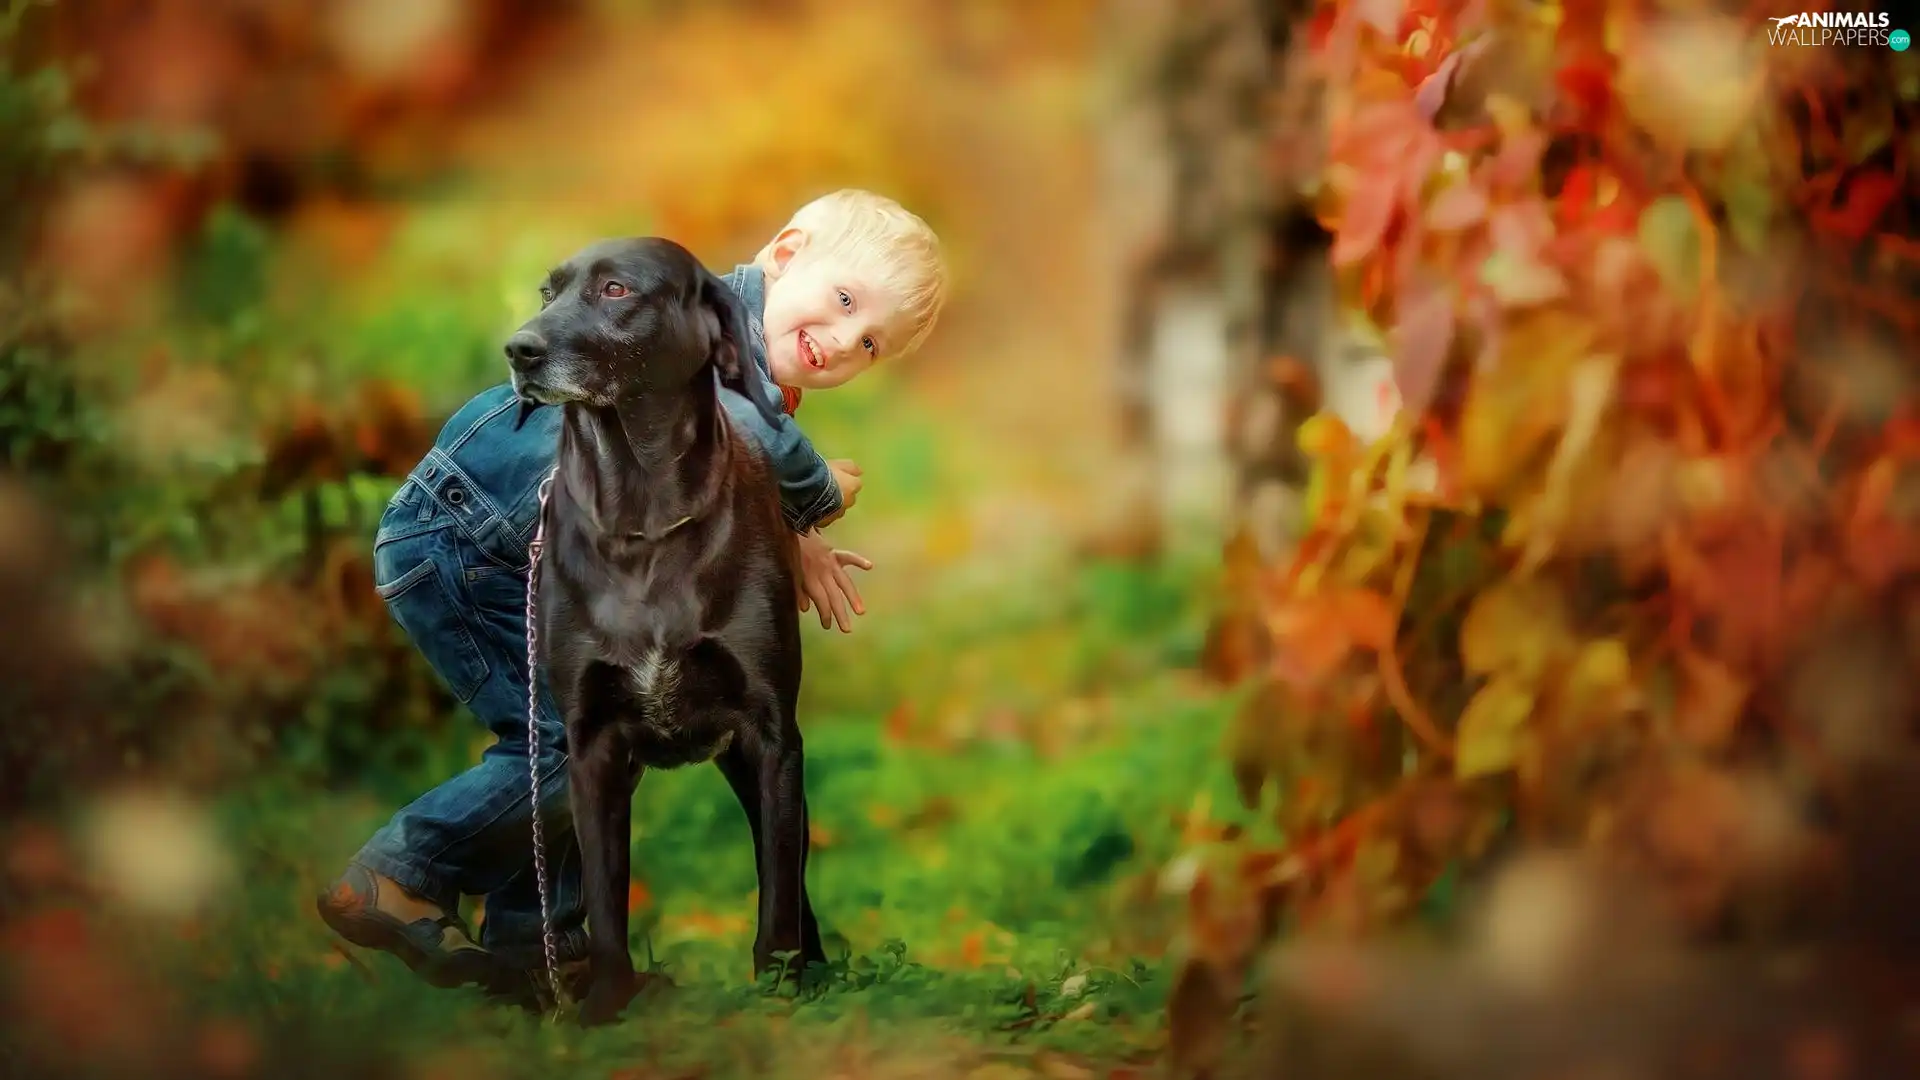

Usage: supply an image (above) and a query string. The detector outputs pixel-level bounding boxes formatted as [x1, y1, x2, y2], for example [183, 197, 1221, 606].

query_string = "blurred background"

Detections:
[3, 1, 1917, 1079]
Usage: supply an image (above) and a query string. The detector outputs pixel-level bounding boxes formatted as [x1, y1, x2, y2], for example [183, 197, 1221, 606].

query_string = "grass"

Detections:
[133, 550, 1247, 1080]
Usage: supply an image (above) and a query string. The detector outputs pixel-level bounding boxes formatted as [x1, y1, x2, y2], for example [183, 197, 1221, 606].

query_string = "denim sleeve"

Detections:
[719, 388, 842, 533]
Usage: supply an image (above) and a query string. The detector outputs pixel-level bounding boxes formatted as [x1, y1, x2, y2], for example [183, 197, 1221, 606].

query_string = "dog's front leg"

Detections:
[718, 736, 824, 981]
[567, 716, 640, 1026]
[733, 721, 825, 983]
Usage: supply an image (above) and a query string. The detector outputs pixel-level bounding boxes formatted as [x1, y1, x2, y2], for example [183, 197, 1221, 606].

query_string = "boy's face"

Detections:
[759, 229, 909, 390]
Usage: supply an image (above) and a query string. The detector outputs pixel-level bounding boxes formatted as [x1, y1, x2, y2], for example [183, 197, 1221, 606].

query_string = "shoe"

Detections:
[315, 864, 499, 989]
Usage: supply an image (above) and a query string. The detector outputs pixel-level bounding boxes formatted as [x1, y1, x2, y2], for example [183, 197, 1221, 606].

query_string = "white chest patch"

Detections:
[626, 648, 682, 732]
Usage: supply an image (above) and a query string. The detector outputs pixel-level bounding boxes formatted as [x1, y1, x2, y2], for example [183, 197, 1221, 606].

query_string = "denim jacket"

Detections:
[395, 263, 841, 571]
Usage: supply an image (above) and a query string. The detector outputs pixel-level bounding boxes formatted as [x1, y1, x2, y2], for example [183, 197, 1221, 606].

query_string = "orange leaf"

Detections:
[1266, 588, 1398, 687]
[627, 880, 652, 913]
[1330, 588, 1397, 652]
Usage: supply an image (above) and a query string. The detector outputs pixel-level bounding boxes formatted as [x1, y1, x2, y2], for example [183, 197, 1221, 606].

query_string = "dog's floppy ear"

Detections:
[702, 269, 784, 428]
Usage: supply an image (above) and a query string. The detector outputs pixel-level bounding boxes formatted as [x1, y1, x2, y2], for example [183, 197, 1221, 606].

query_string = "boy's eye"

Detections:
[861, 336, 876, 354]
[604, 281, 629, 298]
[837, 289, 852, 309]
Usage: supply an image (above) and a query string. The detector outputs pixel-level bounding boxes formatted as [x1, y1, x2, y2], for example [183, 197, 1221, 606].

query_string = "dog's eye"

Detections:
[539, 288, 554, 305]
[604, 281, 629, 298]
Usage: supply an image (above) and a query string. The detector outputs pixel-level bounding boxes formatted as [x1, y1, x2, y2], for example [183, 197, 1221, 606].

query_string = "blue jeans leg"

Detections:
[354, 499, 589, 965]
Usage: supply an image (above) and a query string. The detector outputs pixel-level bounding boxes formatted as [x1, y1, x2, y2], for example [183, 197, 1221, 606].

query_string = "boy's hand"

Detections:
[795, 529, 872, 633]
[822, 459, 863, 526]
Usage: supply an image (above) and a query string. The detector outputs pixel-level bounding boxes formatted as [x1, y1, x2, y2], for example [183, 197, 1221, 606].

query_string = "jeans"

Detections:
[354, 458, 589, 965]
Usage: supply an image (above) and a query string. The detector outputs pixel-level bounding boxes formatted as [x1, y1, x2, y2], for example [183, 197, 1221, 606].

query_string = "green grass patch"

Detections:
[129, 553, 1247, 1080]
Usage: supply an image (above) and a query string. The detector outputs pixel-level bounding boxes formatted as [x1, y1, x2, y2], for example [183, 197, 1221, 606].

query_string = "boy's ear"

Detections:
[701, 269, 783, 428]
[767, 227, 808, 275]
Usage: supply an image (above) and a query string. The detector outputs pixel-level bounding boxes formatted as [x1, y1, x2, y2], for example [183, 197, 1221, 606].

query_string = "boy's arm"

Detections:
[718, 385, 843, 533]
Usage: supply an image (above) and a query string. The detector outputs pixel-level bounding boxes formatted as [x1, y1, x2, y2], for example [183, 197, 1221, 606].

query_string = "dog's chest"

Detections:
[615, 644, 734, 766]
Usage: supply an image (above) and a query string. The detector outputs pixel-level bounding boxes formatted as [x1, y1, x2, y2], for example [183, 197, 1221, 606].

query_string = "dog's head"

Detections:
[504, 236, 782, 428]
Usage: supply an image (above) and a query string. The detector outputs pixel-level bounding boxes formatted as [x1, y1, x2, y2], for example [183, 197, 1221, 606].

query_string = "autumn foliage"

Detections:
[1177, 0, 1916, 1064]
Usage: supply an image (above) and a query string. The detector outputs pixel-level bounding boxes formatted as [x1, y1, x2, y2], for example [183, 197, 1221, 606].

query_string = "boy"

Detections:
[317, 189, 948, 1001]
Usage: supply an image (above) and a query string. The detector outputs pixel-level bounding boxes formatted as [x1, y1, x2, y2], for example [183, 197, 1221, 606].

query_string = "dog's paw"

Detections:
[576, 975, 639, 1027]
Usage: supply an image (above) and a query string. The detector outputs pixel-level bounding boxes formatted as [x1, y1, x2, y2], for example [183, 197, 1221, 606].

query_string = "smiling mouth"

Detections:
[798, 330, 826, 370]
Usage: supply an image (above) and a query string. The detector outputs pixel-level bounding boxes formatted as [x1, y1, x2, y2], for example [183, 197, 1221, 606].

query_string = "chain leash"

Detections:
[526, 467, 564, 1012]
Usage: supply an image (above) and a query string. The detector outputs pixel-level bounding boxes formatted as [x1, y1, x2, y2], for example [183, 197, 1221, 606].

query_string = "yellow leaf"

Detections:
[1458, 310, 1596, 498]
[1298, 413, 1358, 460]
[1566, 637, 1632, 700]
[1516, 354, 1618, 573]
[1456, 674, 1535, 780]
[1459, 575, 1573, 680]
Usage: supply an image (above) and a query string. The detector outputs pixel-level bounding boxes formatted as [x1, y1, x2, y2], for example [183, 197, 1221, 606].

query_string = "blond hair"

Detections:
[755, 188, 948, 359]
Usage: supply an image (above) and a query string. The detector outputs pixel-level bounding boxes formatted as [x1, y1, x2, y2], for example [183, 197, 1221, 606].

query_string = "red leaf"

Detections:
[1555, 164, 1597, 224]
[1554, 57, 1612, 125]
[1819, 170, 1899, 240]
[1395, 281, 1456, 414]
[1334, 170, 1402, 266]
[1305, 4, 1340, 51]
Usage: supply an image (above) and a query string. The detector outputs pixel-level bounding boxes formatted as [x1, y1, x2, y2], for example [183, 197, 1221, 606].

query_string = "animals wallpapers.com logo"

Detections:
[1766, 11, 1904, 47]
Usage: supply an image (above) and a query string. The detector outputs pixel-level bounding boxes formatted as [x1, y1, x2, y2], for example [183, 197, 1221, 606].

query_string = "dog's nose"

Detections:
[505, 330, 548, 372]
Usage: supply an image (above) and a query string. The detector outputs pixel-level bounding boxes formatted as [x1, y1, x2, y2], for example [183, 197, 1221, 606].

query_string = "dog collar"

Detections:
[625, 515, 695, 543]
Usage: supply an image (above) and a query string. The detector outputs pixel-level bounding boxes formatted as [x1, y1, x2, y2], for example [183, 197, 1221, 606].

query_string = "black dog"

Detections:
[505, 237, 826, 1026]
